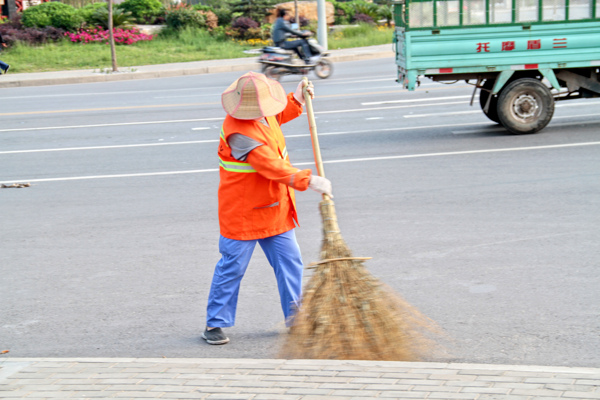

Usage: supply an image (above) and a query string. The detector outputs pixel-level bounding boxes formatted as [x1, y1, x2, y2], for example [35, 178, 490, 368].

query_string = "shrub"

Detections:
[331, 0, 356, 24]
[22, 2, 84, 31]
[0, 23, 66, 46]
[378, 5, 393, 25]
[225, 17, 270, 41]
[354, 13, 375, 24]
[198, 10, 219, 30]
[352, 1, 380, 19]
[118, 0, 164, 23]
[192, 5, 213, 12]
[79, 3, 109, 25]
[230, 0, 278, 24]
[89, 6, 136, 29]
[164, 4, 207, 30]
[212, 7, 233, 26]
[21, 7, 51, 29]
[230, 16, 258, 36]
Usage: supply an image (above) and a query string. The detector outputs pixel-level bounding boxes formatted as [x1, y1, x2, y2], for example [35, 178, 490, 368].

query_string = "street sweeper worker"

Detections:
[202, 71, 333, 345]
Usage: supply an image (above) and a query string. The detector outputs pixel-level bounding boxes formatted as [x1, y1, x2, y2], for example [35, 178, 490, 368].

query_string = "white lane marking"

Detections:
[2, 121, 491, 154]
[310, 141, 600, 165]
[452, 114, 600, 134]
[192, 127, 211, 131]
[314, 101, 467, 115]
[5, 111, 600, 154]
[555, 100, 600, 107]
[0, 140, 219, 155]
[366, 117, 383, 120]
[405, 110, 481, 118]
[1, 87, 225, 100]
[1, 169, 219, 184]
[363, 95, 471, 105]
[0, 104, 472, 134]
[0, 118, 222, 133]
[3, 142, 599, 184]
[154, 94, 218, 99]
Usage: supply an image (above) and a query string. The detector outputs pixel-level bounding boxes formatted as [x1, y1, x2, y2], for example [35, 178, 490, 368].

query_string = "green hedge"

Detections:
[22, 2, 83, 31]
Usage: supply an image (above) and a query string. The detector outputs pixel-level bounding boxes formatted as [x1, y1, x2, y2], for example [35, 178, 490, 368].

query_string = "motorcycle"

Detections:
[258, 36, 333, 81]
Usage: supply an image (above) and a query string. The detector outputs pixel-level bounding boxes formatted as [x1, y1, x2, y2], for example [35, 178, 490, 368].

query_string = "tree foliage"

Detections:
[230, 0, 278, 24]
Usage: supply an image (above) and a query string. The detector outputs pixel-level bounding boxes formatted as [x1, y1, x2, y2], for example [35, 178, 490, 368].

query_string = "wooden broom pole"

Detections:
[303, 77, 326, 180]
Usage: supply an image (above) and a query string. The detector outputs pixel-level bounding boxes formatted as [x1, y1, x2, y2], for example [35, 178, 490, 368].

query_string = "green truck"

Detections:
[393, 0, 600, 133]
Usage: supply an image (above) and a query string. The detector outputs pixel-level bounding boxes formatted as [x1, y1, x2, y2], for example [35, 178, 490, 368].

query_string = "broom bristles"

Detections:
[281, 199, 441, 361]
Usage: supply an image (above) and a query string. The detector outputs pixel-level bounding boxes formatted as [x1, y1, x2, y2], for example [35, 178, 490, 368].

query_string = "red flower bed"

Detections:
[66, 27, 154, 45]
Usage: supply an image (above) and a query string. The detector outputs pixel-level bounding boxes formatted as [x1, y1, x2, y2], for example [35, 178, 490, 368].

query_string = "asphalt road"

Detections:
[1, 58, 599, 367]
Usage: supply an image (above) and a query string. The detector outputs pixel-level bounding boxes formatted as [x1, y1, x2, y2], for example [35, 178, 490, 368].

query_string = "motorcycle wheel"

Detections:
[314, 58, 333, 79]
[263, 65, 281, 81]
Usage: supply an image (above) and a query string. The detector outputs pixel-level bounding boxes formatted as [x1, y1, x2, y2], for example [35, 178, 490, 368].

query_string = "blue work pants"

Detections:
[206, 229, 304, 328]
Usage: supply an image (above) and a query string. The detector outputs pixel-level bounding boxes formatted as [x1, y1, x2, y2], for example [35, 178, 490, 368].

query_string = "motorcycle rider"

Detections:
[271, 8, 319, 65]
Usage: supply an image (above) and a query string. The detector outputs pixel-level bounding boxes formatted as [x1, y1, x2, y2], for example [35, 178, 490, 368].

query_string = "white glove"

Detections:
[293, 80, 314, 105]
[309, 175, 333, 198]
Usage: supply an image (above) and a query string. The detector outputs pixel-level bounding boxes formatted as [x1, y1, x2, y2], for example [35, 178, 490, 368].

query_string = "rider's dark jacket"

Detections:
[271, 17, 305, 46]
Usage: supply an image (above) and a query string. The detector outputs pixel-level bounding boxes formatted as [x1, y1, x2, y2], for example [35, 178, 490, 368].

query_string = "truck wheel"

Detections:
[497, 78, 554, 134]
[479, 80, 499, 123]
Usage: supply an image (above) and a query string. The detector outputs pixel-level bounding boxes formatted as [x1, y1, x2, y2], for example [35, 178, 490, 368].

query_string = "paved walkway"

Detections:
[0, 44, 394, 88]
[1, 357, 599, 399]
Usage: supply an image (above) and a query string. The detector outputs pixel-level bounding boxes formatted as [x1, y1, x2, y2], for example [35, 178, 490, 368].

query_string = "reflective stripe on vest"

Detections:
[220, 128, 229, 147]
[219, 156, 257, 173]
[281, 146, 288, 159]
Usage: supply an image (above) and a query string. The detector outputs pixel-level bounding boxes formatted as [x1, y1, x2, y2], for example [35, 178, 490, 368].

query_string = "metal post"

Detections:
[317, 0, 328, 50]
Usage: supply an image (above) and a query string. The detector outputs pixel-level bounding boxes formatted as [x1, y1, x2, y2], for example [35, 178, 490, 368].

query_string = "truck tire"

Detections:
[497, 78, 554, 134]
[479, 80, 500, 123]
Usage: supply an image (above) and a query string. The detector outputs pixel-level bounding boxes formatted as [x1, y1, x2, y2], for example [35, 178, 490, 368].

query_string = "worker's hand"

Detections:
[293, 79, 314, 105]
[309, 175, 333, 198]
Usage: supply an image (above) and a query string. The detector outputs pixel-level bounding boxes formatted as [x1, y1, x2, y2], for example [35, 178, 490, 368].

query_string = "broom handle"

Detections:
[303, 77, 326, 180]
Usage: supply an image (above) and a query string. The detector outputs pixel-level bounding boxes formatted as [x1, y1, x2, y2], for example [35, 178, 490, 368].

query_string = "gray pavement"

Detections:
[1, 357, 599, 399]
[0, 44, 394, 88]
[3, 44, 600, 399]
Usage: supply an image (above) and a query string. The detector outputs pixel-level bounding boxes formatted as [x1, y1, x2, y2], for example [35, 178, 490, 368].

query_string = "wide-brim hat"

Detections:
[221, 71, 287, 120]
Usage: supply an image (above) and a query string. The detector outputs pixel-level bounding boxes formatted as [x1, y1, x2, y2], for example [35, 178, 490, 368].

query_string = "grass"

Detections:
[0, 24, 394, 73]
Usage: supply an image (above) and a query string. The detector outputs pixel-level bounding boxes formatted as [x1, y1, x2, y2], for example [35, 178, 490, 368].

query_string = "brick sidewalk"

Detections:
[1, 358, 599, 399]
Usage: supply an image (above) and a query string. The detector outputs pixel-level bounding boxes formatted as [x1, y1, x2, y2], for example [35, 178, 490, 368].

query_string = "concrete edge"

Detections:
[0, 50, 394, 89]
[1, 357, 599, 374]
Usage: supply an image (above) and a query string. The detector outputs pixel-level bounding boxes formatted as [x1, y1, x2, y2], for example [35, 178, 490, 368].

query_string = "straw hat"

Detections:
[221, 71, 287, 120]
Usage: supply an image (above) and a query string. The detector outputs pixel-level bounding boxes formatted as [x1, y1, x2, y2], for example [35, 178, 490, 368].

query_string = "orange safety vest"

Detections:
[218, 93, 312, 241]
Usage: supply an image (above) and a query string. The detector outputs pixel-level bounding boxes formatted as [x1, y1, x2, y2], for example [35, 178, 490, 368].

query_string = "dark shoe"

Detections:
[202, 327, 229, 345]
[3, 65, 9, 74]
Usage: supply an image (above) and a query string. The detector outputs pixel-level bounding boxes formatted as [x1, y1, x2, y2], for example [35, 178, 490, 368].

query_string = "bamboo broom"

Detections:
[281, 78, 441, 361]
